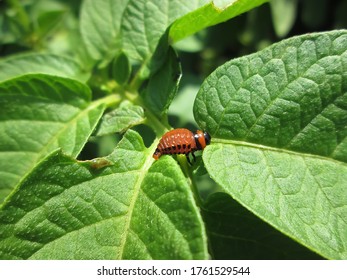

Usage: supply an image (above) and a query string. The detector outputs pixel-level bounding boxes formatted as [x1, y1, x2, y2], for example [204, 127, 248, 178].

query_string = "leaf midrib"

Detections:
[118, 142, 156, 259]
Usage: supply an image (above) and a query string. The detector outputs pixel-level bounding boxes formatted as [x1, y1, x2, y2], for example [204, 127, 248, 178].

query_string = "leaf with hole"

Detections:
[0, 130, 208, 260]
[0, 74, 105, 202]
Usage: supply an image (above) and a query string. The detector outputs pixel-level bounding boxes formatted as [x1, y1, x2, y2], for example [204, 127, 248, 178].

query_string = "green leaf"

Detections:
[0, 53, 89, 83]
[111, 52, 131, 86]
[141, 46, 181, 116]
[169, 0, 269, 43]
[96, 101, 145, 136]
[203, 192, 322, 259]
[195, 30, 347, 259]
[36, 10, 67, 39]
[80, 0, 267, 65]
[120, 0, 206, 61]
[0, 130, 208, 259]
[195, 30, 347, 162]
[0, 11, 24, 45]
[80, 0, 128, 62]
[0, 74, 105, 202]
[203, 144, 347, 259]
[270, 0, 298, 37]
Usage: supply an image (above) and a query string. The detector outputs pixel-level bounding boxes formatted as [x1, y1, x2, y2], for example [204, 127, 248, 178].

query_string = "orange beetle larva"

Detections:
[153, 128, 211, 164]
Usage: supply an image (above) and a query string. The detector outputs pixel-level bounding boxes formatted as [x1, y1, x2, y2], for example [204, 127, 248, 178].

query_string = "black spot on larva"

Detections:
[177, 145, 181, 149]
[183, 144, 186, 149]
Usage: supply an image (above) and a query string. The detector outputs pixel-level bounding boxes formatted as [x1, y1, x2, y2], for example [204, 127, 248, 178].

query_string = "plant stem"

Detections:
[128, 93, 170, 137]
[129, 58, 150, 91]
[92, 93, 121, 109]
[144, 110, 170, 137]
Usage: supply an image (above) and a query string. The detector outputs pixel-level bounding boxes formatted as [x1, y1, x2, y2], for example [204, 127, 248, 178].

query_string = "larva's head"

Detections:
[195, 130, 211, 150]
[204, 131, 211, 145]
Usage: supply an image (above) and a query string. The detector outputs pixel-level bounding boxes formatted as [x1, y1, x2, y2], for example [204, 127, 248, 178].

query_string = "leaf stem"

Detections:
[92, 93, 122, 108]
[128, 93, 170, 137]
[144, 110, 170, 137]
[129, 57, 150, 91]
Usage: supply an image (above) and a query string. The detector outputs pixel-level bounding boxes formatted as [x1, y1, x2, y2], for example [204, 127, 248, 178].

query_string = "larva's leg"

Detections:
[191, 152, 196, 162]
[186, 154, 192, 165]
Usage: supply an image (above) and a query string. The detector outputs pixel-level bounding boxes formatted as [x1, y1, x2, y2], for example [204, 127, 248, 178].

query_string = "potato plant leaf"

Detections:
[0, 74, 105, 202]
[96, 101, 145, 136]
[112, 52, 131, 86]
[203, 192, 322, 259]
[0, 53, 89, 83]
[0, 130, 208, 260]
[80, 0, 128, 62]
[194, 30, 347, 259]
[80, 0, 267, 64]
[169, 0, 268, 42]
[141, 46, 181, 117]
